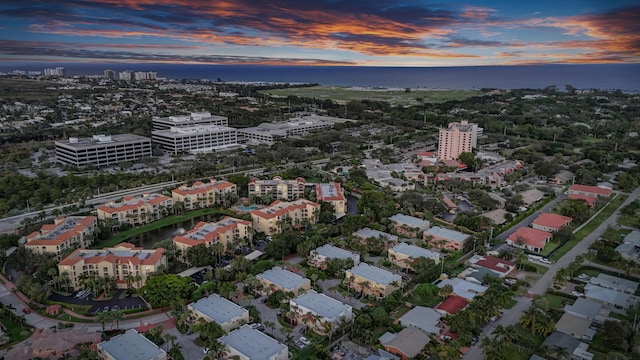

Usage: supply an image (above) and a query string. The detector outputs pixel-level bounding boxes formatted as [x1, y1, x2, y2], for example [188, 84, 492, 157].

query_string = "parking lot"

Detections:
[49, 289, 147, 313]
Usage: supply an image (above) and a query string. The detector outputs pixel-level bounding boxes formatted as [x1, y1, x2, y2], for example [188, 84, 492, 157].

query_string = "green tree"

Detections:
[141, 274, 196, 308]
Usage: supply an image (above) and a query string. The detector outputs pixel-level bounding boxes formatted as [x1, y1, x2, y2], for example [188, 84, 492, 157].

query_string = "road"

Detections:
[464, 186, 640, 360]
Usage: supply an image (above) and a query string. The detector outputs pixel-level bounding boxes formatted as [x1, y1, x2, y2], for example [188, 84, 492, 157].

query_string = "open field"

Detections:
[259, 86, 482, 105]
[0, 78, 62, 101]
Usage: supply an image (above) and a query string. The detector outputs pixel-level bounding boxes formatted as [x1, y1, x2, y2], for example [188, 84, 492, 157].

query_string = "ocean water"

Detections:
[2, 62, 639, 91]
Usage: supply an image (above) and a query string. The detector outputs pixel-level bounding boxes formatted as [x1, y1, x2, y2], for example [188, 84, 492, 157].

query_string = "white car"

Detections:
[539, 258, 552, 264]
[571, 291, 585, 297]
[299, 337, 311, 346]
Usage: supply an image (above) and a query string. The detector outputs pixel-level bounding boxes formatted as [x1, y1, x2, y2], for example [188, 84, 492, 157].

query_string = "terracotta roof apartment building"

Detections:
[24, 216, 97, 259]
[315, 182, 346, 216]
[57, 242, 166, 291]
[172, 217, 252, 258]
[568, 193, 597, 207]
[568, 184, 613, 198]
[97, 193, 172, 226]
[435, 295, 469, 316]
[466, 255, 516, 278]
[506, 227, 552, 253]
[248, 176, 306, 200]
[532, 213, 573, 232]
[172, 179, 237, 210]
[250, 199, 320, 235]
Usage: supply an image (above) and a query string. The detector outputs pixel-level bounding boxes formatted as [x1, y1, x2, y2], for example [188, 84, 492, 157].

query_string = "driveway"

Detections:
[249, 297, 288, 342]
[49, 289, 147, 313]
[165, 328, 204, 360]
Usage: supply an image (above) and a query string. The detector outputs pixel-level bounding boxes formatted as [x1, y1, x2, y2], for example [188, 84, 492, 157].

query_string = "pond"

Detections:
[129, 213, 228, 249]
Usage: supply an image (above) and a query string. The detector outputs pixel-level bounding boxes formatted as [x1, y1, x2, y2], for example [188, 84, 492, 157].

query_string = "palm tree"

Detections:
[515, 251, 528, 270]
[264, 320, 276, 336]
[162, 333, 177, 352]
[438, 284, 454, 298]
[97, 312, 110, 332]
[480, 336, 506, 360]
[550, 345, 570, 360]
[111, 310, 124, 330]
[321, 321, 333, 342]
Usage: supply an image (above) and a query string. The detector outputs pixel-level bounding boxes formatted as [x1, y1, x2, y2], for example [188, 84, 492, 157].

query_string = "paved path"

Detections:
[464, 186, 640, 360]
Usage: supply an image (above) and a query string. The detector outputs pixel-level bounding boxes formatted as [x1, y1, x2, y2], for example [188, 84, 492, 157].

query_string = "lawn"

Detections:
[619, 212, 640, 228]
[549, 194, 627, 261]
[94, 208, 236, 248]
[258, 86, 481, 105]
[503, 298, 518, 309]
[541, 293, 573, 309]
[0, 316, 33, 348]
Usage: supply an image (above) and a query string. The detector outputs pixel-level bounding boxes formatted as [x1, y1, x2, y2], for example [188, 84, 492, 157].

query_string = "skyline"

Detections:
[0, 1, 639, 67]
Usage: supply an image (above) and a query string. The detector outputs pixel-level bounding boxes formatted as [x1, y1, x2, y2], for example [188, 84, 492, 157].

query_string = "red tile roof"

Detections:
[473, 255, 515, 274]
[569, 184, 612, 196]
[442, 196, 456, 209]
[435, 295, 468, 315]
[507, 227, 552, 249]
[26, 216, 96, 246]
[172, 179, 235, 196]
[568, 193, 596, 207]
[417, 151, 435, 157]
[251, 199, 320, 220]
[533, 213, 573, 230]
[58, 244, 164, 266]
[172, 217, 250, 246]
[97, 193, 171, 214]
[315, 182, 345, 202]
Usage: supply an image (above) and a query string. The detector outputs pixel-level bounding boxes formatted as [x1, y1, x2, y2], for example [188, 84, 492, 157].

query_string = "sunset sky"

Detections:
[1, 0, 639, 66]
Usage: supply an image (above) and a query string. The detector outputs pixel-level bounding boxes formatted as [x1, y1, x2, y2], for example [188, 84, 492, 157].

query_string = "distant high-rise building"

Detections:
[437, 120, 479, 161]
[118, 70, 134, 81]
[103, 69, 116, 79]
[134, 71, 157, 80]
[43, 67, 66, 76]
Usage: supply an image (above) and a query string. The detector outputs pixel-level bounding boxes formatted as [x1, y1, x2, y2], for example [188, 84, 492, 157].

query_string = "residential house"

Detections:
[219, 325, 288, 360]
[6, 327, 101, 360]
[172, 217, 252, 259]
[466, 255, 515, 278]
[24, 216, 97, 259]
[256, 267, 311, 296]
[437, 278, 487, 301]
[615, 230, 640, 261]
[388, 243, 440, 270]
[248, 176, 306, 200]
[309, 244, 360, 269]
[345, 263, 402, 298]
[289, 290, 353, 334]
[589, 274, 638, 294]
[423, 226, 470, 251]
[435, 295, 468, 316]
[531, 213, 573, 232]
[506, 227, 552, 253]
[398, 306, 443, 335]
[97, 193, 173, 226]
[555, 313, 596, 341]
[315, 182, 346, 217]
[58, 243, 166, 291]
[171, 179, 237, 210]
[388, 214, 430, 238]
[584, 283, 639, 312]
[550, 170, 574, 185]
[519, 189, 545, 206]
[564, 298, 610, 325]
[98, 329, 167, 360]
[568, 184, 612, 198]
[380, 328, 430, 360]
[364, 349, 400, 360]
[541, 332, 593, 360]
[481, 209, 511, 225]
[568, 193, 597, 207]
[458, 267, 499, 284]
[353, 228, 399, 249]
[250, 199, 320, 235]
[188, 294, 249, 332]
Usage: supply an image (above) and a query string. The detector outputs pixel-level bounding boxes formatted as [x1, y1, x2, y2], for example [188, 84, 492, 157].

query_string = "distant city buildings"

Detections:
[103, 69, 116, 80]
[248, 176, 306, 201]
[58, 242, 166, 291]
[97, 193, 173, 226]
[44, 67, 66, 76]
[24, 216, 97, 259]
[437, 120, 480, 160]
[250, 199, 320, 235]
[55, 134, 152, 168]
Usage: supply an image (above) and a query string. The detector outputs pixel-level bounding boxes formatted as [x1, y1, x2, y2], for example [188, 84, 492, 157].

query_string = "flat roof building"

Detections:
[315, 182, 346, 217]
[238, 115, 355, 144]
[290, 290, 353, 334]
[152, 112, 228, 131]
[257, 267, 311, 296]
[219, 325, 288, 360]
[55, 134, 152, 168]
[388, 214, 430, 238]
[345, 263, 402, 298]
[398, 306, 442, 335]
[569, 184, 613, 198]
[437, 278, 487, 301]
[188, 294, 249, 332]
[152, 125, 238, 154]
[389, 243, 440, 270]
[98, 329, 166, 360]
[353, 228, 399, 244]
[424, 226, 470, 251]
[437, 120, 479, 161]
[310, 244, 360, 268]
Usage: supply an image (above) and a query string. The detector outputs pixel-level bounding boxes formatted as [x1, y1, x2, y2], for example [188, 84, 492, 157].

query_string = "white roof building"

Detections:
[389, 243, 440, 263]
[98, 329, 166, 360]
[188, 294, 249, 332]
[437, 278, 487, 301]
[219, 325, 288, 360]
[311, 244, 360, 265]
[398, 306, 442, 335]
[257, 267, 311, 293]
[290, 290, 353, 325]
[347, 263, 401, 287]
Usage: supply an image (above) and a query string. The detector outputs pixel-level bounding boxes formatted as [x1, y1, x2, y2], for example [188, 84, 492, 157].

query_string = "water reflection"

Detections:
[129, 213, 225, 248]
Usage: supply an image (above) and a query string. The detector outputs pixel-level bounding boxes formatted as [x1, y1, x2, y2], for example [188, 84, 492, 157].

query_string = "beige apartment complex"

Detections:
[250, 199, 320, 235]
[437, 120, 479, 161]
[97, 193, 173, 226]
[256, 267, 311, 296]
[24, 216, 97, 259]
[248, 176, 306, 200]
[172, 179, 237, 210]
[172, 217, 252, 258]
[315, 182, 346, 216]
[345, 263, 402, 298]
[58, 243, 166, 291]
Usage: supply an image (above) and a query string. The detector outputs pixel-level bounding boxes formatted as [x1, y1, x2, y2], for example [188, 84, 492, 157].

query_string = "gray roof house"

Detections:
[353, 228, 399, 243]
[584, 283, 640, 312]
[437, 278, 488, 301]
[310, 244, 360, 265]
[289, 290, 353, 326]
[364, 349, 400, 360]
[381, 327, 430, 359]
[219, 325, 288, 360]
[615, 230, 640, 260]
[398, 306, 442, 335]
[564, 298, 610, 324]
[98, 329, 166, 360]
[542, 332, 593, 360]
[555, 313, 596, 341]
[257, 267, 311, 295]
[188, 294, 249, 332]
[590, 273, 639, 294]
[388, 214, 430, 237]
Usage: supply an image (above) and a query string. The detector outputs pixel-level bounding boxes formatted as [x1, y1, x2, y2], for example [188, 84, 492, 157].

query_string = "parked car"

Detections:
[571, 291, 585, 297]
[111, 305, 119, 311]
[470, 336, 479, 345]
[249, 323, 265, 331]
[103, 306, 110, 312]
[299, 337, 311, 346]
[539, 258, 552, 264]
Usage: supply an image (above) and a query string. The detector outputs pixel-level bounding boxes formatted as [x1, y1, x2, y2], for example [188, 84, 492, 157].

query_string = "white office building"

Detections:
[238, 114, 355, 144]
[152, 112, 229, 131]
[55, 134, 152, 168]
[152, 125, 238, 154]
